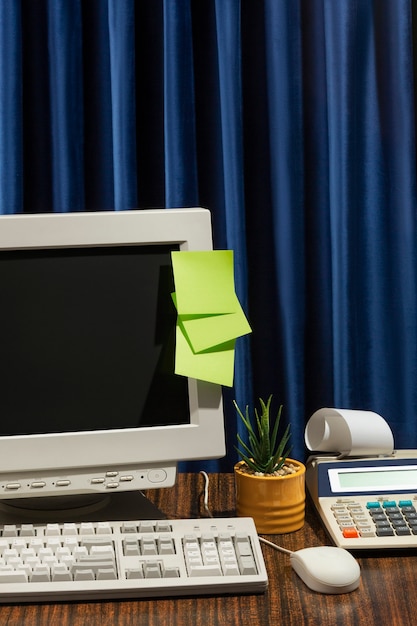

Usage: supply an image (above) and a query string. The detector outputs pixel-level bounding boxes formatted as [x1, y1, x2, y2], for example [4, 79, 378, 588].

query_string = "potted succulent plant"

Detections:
[234, 395, 306, 534]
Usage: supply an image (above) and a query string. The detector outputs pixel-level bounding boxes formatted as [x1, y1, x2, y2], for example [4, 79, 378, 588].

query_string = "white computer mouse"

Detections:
[290, 546, 361, 594]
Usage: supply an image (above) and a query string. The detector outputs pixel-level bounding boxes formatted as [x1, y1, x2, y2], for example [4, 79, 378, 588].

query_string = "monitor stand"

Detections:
[0, 492, 165, 525]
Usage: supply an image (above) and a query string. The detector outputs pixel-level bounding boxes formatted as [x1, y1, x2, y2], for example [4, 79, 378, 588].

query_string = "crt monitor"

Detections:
[0, 208, 225, 519]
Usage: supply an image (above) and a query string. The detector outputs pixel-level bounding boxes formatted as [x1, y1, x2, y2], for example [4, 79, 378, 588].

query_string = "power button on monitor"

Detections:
[148, 469, 167, 484]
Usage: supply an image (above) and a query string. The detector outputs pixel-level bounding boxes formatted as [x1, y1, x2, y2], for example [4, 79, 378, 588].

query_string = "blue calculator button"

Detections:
[382, 501, 397, 508]
[366, 502, 381, 508]
[399, 500, 413, 507]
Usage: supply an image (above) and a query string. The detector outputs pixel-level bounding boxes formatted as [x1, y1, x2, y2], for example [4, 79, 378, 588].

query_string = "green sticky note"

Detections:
[180, 306, 251, 353]
[171, 250, 237, 315]
[175, 323, 236, 387]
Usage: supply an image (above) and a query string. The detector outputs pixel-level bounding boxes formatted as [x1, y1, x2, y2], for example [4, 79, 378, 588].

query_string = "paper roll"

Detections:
[305, 408, 394, 457]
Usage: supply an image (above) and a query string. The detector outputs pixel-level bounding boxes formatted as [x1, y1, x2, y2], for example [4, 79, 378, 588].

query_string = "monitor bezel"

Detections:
[0, 208, 225, 497]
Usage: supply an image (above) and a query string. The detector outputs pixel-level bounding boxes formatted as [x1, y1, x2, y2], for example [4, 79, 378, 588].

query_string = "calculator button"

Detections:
[342, 528, 359, 539]
[359, 528, 376, 537]
[339, 521, 358, 528]
[395, 526, 411, 536]
[399, 500, 413, 508]
[335, 514, 352, 526]
[401, 506, 416, 514]
[376, 527, 395, 536]
[382, 501, 397, 508]
[347, 506, 363, 514]
[356, 521, 373, 529]
[384, 507, 400, 515]
[387, 513, 403, 521]
[375, 520, 391, 529]
[366, 502, 381, 509]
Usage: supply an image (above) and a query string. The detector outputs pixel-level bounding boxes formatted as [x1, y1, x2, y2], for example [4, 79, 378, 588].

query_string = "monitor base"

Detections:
[0, 491, 165, 524]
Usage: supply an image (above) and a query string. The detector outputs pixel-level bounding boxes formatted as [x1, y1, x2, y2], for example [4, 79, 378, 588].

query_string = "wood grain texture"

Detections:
[0, 473, 416, 625]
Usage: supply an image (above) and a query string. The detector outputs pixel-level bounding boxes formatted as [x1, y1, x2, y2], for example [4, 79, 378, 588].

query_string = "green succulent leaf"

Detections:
[234, 395, 292, 474]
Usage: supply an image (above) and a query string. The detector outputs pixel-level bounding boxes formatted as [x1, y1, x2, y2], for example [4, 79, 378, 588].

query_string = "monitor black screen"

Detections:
[0, 244, 189, 436]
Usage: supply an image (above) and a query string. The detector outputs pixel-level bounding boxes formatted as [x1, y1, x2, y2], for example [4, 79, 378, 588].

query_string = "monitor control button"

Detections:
[148, 470, 167, 484]
[5, 483, 21, 490]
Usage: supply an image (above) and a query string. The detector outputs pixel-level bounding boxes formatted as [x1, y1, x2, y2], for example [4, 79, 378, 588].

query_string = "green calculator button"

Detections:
[366, 502, 381, 509]
[382, 501, 397, 508]
[399, 500, 413, 507]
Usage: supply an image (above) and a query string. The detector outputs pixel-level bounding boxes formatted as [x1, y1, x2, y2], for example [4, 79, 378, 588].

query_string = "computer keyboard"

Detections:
[0, 516, 268, 602]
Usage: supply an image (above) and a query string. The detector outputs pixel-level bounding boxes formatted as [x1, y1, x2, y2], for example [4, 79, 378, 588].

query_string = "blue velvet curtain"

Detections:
[1, 0, 416, 469]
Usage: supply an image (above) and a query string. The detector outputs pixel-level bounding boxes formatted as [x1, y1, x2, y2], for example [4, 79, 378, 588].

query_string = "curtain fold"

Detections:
[107, 0, 138, 212]
[47, 0, 84, 212]
[0, 0, 416, 468]
[163, 0, 198, 207]
[0, 1, 22, 214]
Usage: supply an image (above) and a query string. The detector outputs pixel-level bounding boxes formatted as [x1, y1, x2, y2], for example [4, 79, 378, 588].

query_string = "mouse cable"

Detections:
[199, 471, 294, 555]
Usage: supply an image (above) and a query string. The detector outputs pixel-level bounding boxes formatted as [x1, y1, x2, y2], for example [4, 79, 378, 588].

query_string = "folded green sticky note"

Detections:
[175, 322, 236, 387]
[180, 306, 251, 354]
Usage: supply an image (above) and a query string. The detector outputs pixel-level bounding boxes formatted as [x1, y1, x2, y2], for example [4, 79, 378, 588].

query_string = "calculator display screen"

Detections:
[328, 465, 417, 493]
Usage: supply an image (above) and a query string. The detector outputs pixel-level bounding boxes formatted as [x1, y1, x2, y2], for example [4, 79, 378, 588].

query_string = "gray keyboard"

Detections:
[0, 516, 268, 602]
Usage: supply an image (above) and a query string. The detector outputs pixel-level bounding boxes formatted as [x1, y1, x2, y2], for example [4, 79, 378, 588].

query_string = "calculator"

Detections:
[305, 451, 417, 549]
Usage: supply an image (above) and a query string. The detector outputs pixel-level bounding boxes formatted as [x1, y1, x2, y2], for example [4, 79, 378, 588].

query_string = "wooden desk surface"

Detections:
[0, 472, 415, 625]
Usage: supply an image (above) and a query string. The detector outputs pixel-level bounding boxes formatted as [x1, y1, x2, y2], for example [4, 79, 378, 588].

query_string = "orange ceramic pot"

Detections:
[234, 459, 306, 534]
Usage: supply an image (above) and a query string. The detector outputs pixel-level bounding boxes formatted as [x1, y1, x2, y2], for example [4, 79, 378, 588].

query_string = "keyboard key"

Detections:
[126, 567, 143, 580]
[188, 564, 223, 577]
[2, 525, 17, 537]
[123, 539, 140, 556]
[80, 537, 113, 550]
[52, 564, 72, 582]
[234, 540, 253, 558]
[222, 562, 240, 576]
[138, 521, 155, 533]
[96, 567, 117, 580]
[90, 545, 115, 557]
[80, 523, 95, 536]
[62, 523, 78, 536]
[45, 524, 60, 536]
[141, 538, 157, 555]
[238, 555, 257, 575]
[31, 565, 51, 582]
[121, 522, 137, 534]
[158, 536, 175, 555]
[162, 565, 180, 578]
[73, 568, 95, 581]
[20, 524, 35, 537]
[0, 570, 28, 583]
[143, 562, 161, 578]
